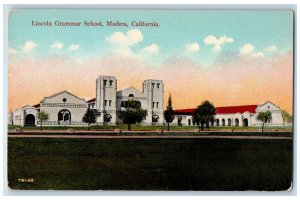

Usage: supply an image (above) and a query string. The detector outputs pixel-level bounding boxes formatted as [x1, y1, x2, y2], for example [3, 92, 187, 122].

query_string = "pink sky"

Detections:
[8, 51, 293, 114]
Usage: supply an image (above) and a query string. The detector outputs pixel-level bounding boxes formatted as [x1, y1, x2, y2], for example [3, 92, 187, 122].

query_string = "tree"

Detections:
[82, 106, 96, 130]
[37, 111, 49, 131]
[281, 110, 292, 125]
[118, 99, 148, 131]
[256, 111, 272, 133]
[164, 94, 175, 131]
[193, 100, 216, 131]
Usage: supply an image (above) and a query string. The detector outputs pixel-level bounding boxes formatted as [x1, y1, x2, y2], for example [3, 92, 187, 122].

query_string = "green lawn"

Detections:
[8, 138, 292, 191]
[8, 124, 293, 132]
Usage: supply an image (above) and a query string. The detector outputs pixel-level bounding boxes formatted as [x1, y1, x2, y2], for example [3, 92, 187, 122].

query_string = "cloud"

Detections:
[21, 41, 37, 52]
[240, 43, 254, 55]
[106, 29, 143, 47]
[252, 52, 264, 58]
[50, 41, 63, 49]
[185, 43, 200, 53]
[9, 48, 18, 55]
[142, 44, 160, 54]
[240, 43, 264, 58]
[68, 44, 80, 51]
[265, 45, 278, 53]
[203, 35, 233, 52]
[105, 29, 144, 56]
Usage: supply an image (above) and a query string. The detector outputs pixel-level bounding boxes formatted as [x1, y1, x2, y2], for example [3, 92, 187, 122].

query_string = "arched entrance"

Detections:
[25, 114, 35, 126]
[235, 118, 239, 126]
[104, 114, 112, 123]
[228, 118, 232, 126]
[222, 119, 225, 126]
[152, 114, 159, 123]
[188, 119, 191, 126]
[243, 118, 249, 127]
[177, 116, 182, 126]
[216, 119, 220, 126]
[58, 109, 71, 122]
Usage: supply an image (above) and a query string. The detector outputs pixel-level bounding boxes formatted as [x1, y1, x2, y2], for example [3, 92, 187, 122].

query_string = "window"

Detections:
[109, 100, 112, 107]
[152, 114, 159, 123]
[104, 100, 107, 106]
[121, 101, 126, 107]
[104, 114, 112, 123]
[63, 98, 67, 103]
[152, 102, 155, 108]
[157, 83, 160, 88]
[109, 80, 113, 86]
[156, 102, 159, 108]
[129, 94, 134, 97]
[103, 80, 107, 86]
[152, 83, 155, 88]
[58, 109, 71, 121]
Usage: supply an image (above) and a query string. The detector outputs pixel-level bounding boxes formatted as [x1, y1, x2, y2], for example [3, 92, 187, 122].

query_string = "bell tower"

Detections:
[143, 79, 164, 124]
[96, 76, 117, 124]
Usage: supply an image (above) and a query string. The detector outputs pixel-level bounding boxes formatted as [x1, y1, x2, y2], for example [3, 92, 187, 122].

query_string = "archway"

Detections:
[58, 109, 71, 121]
[104, 114, 112, 123]
[177, 116, 182, 126]
[243, 118, 249, 127]
[216, 119, 220, 126]
[188, 119, 191, 126]
[25, 114, 35, 126]
[235, 118, 239, 126]
[222, 119, 225, 126]
[228, 118, 232, 126]
[152, 114, 159, 123]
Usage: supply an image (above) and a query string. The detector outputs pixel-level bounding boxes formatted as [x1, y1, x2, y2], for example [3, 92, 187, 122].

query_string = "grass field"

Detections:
[8, 137, 292, 191]
[8, 124, 293, 132]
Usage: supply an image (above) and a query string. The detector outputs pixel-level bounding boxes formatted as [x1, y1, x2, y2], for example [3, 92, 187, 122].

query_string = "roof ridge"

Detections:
[41, 90, 86, 103]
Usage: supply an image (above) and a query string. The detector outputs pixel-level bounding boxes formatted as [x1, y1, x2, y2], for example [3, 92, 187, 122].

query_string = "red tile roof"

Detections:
[216, 105, 257, 114]
[173, 105, 257, 115]
[173, 108, 196, 115]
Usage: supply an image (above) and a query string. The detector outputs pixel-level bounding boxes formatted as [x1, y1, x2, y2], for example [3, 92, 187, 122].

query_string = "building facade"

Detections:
[8, 75, 284, 127]
[8, 75, 164, 126]
[173, 101, 284, 127]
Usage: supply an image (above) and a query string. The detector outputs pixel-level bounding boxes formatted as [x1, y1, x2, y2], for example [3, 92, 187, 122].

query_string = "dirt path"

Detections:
[8, 134, 292, 140]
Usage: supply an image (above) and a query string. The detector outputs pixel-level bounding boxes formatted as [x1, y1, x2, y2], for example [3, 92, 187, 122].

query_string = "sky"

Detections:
[8, 9, 294, 113]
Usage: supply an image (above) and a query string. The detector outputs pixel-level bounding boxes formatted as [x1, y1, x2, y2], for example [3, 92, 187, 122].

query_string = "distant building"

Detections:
[8, 75, 284, 127]
[173, 101, 284, 127]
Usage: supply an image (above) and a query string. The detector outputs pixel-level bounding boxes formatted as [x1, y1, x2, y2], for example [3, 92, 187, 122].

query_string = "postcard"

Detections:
[7, 9, 294, 191]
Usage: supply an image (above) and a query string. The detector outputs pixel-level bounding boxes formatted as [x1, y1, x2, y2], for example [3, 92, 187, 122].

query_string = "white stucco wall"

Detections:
[254, 101, 284, 126]
[39, 91, 88, 125]
[143, 80, 164, 124]
[9, 73, 285, 128]
[11, 106, 38, 126]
